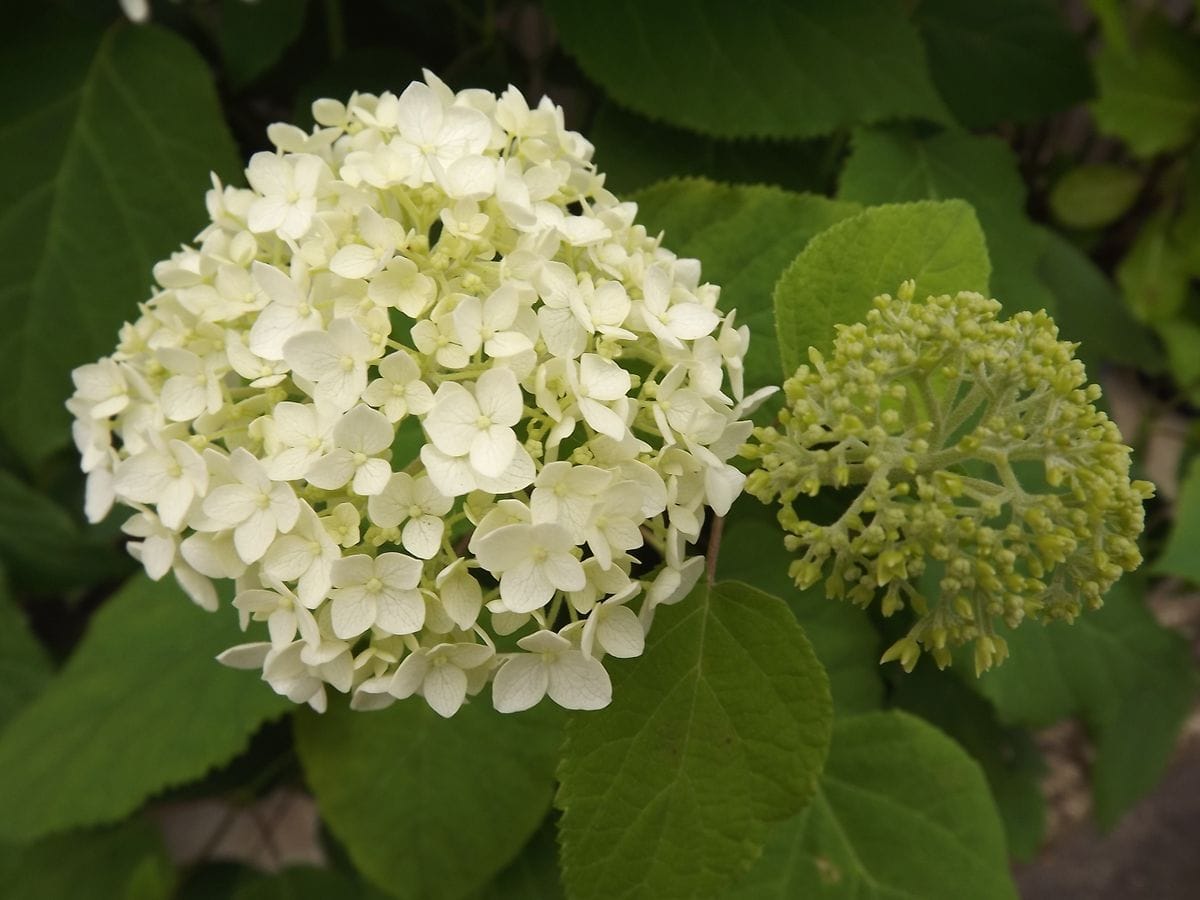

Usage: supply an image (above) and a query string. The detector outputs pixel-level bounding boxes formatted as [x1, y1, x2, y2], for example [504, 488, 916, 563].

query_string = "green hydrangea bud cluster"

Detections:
[744, 282, 1154, 674]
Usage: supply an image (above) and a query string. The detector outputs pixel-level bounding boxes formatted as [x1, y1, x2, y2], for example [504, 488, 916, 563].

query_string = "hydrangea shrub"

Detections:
[67, 73, 761, 717]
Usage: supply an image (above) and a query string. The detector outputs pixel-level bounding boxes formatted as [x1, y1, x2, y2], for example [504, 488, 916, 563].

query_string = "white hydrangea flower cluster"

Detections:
[68, 73, 762, 718]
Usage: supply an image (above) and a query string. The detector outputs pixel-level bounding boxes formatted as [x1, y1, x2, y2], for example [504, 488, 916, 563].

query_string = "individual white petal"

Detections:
[420, 445, 477, 497]
[469, 425, 517, 478]
[331, 590, 375, 639]
[203, 484, 259, 525]
[402, 515, 444, 560]
[217, 642, 272, 669]
[305, 450, 356, 490]
[330, 244, 382, 279]
[596, 605, 644, 658]
[547, 651, 612, 710]
[499, 558, 555, 614]
[375, 589, 425, 635]
[352, 458, 392, 496]
[389, 651, 430, 698]
[492, 655, 549, 713]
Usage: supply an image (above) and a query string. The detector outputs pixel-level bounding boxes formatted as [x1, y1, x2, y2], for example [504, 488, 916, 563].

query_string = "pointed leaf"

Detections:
[0, 567, 52, 729]
[0, 576, 290, 842]
[556, 581, 832, 899]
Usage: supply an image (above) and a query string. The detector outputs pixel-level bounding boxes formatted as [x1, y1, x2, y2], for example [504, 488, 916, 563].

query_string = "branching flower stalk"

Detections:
[745, 282, 1153, 674]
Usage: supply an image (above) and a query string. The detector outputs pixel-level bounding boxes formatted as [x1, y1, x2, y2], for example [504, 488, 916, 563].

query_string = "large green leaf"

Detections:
[590, 104, 833, 196]
[556, 581, 833, 900]
[545, 0, 948, 139]
[0, 819, 173, 900]
[837, 128, 1054, 316]
[913, 0, 1092, 128]
[974, 580, 1198, 826]
[718, 494, 883, 715]
[0, 468, 132, 593]
[0, 21, 239, 465]
[1034, 226, 1161, 373]
[890, 666, 1044, 861]
[475, 822, 564, 900]
[0, 568, 52, 729]
[0, 576, 289, 842]
[728, 712, 1017, 899]
[632, 179, 860, 391]
[294, 698, 562, 900]
[218, 0, 309, 89]
[1155, 455, 1200, 584]
[1092, 16, 1200, 157]
[774, 199, 991, 372]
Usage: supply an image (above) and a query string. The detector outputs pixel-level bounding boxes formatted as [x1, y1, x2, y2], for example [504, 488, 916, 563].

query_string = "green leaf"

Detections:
[774, 199, 991, 372]
[231, 867, 364, 900]
[0, 568, 52, 729]
[837, 128, 1054, 316]
[0, 468, 132, 592]
[718, 494, 883, 715]
[475, 821, 564, 900]
[890, 667, 1045, 861]
[1092, 16, 1200, 157]
[974, 580, 1198, 826]
[218, 0, 309, 90]
[913, 0, 1092, 128]
[294, 699, 562, 900]
[556, 581, 833, 900]
[0, 819, 173, 900]
[589, 104, 833, 196]
[0, 576, 289, 842]
[1116, 209, 1191, 323]
[1155, 455, 1200, 584]
[1049, 164, 1144, 229]
[0, 22, 239, 466]
[730, 711, 1017, 899]
[1033, 226, 1162, 373]
[545, 0, 948, 139]
[631, 178, 860, 393]
[1159, 320, 1200, 404]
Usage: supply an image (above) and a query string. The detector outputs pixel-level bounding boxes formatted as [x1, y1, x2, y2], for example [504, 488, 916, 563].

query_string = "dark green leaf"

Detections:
[0, 22, 239, 465]
[718, 494, 883, 715]
[0, 468, 131, 592]
[914, 0, 1092, 127]
[231, 866, 363, 900]
[975, 580, 1198, 826]
[729, 711, 1017, 899]
[475, 821, 563, 900]
[294, 698, 562, 900]
[1034, 226, 1161, 372]
[0, 576, 290, 841]
[891, 666, 1045, 860]
[556, 581, 833, 900]
[219, 0, 309, 90]
[545, 0, 948, 139]
[1049, 163, 1144, 229]
[0, 819, 173, 900]
[837, 128, 1054, 316]
[590, 104, 833, 196]
[1092, 16, 1200, 157]
[1155, 455, 1200, 584]
[774, 199, 991, 372]
[632, 178, 860, 392]
[0, 567, 52, 729]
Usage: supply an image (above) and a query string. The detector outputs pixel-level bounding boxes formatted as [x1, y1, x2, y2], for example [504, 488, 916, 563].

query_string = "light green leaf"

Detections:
[1155, 455, 1200, 584]
[0, 468, 132, 593]
[837, 128, 1053, 316]
[1116, 209, 1191, 323]
[0, 819, 173, 900]
[974, 580, 1198, 827]
[219, 0, 309, 89]
[294, 699, 562, 900]
[774, 199, 991, 372]
[556, 581, 833, 900]
[632, 179, 860, 392]
[545, 0, 948, 139]
[718, 494, 883, 715]
[0, 22, 239, 465]
[0, 576, 290, 842]
[1050, 164, 1144, 230]
[0, 567, 52, 729]
[914, 0, 1092, 128]
[1033, 226, 1161, 373]
[890, 666, 1044, 861]
[1159, 321, 1200, 404]
[728, 712, 1017, 899]
[590, 104, 832, 196]
[1092, 16, 1200, 157]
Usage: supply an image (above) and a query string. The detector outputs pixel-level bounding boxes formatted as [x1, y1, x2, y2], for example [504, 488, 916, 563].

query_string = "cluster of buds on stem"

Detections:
[745, 282, 1153, 674]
